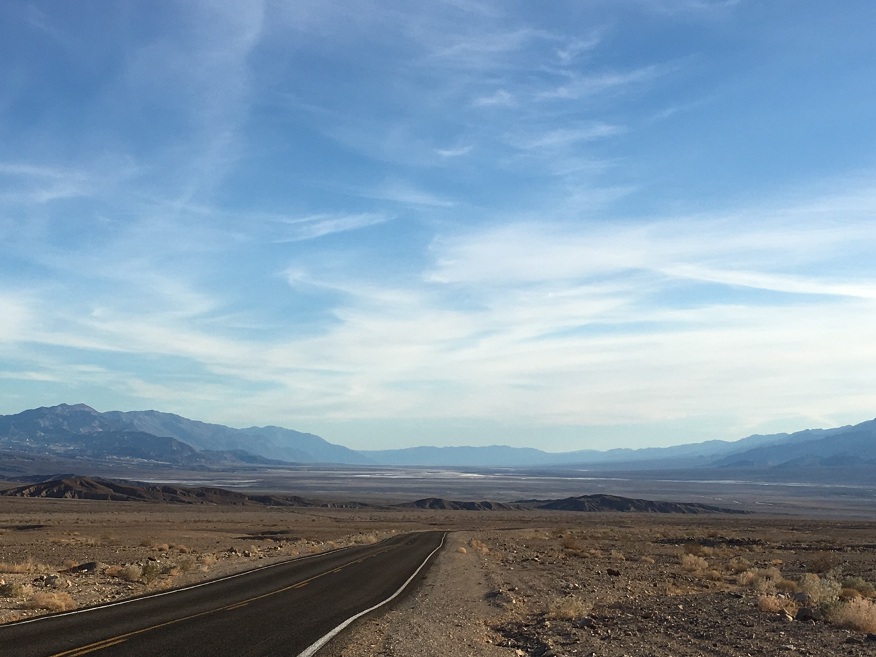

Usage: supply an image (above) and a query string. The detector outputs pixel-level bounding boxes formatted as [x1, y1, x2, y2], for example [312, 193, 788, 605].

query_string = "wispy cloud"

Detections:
[510, 123, 625, 151]
[472, 89, 515, 107]
[358, 180, 456, 208]
[272, 213, 392, 242]
[538, 65, 665, 101]
[436, 145, 474, 158]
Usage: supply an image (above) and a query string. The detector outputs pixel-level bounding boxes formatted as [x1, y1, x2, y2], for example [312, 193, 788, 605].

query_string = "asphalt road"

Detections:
[0, 531, 445, 657]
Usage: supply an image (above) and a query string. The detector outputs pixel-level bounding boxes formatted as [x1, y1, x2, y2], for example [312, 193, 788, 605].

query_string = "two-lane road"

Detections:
[1, 531, 445, 657]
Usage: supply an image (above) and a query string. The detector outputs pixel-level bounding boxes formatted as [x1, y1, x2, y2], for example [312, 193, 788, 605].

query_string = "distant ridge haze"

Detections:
[0, 404, 874, 481]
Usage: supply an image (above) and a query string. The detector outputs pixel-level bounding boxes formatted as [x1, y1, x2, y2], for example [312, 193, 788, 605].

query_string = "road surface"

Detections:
[0, 531, 445, 657]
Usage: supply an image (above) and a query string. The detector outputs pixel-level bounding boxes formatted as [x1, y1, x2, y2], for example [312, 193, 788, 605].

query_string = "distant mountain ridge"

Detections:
[0, 404, 874, 480]
[0, 403, 365, 468]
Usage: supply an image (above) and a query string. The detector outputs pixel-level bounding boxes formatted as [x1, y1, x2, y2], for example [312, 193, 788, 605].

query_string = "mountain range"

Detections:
[0, 475, 747, 514]
[0, 404, 874, 481]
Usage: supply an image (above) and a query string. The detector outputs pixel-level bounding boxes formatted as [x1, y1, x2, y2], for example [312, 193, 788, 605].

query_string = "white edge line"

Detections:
[296, 532, 447, 657]
[2, 542, 358, 627]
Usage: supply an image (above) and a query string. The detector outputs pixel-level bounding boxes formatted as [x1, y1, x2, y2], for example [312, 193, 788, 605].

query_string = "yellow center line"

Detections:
[47, 545, 397, 657]
[50, 637, 128, 657]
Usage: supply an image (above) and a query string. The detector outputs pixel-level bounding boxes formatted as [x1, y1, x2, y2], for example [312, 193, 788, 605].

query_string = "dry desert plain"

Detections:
[1, 471, 876, 656]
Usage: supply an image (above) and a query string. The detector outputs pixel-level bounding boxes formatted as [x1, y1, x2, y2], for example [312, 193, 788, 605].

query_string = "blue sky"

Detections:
[2, 1, 875, 451]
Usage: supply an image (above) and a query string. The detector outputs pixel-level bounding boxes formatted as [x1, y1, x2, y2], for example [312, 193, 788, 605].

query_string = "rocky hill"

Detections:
[395, 497, 521, 511]
[0, 476, 317, 506]
[529, 493, 748, 514]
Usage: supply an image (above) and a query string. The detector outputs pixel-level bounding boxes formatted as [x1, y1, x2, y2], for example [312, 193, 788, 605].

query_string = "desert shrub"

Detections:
[775, 578, 798, 593]
[140, 561, 162, 584]
[842, 576, 876, 598]
[560, 534, 582, 553]
[727, 557, 752, 574]
[807, 552, 839, 574]
[703, 569, 723, 581]
[113, 564, 144, 582]
[609, 549, 625, 561]
[196, 553, 218, 572]
[680, 554, 709, 572]
[547, 595, 592, 620]
[0, 581, 29, 598]
[828, 597, 876, 633]
[683, 543, 717, 558]
[26, 592, 75, 612]
[469, 539, 490, 555]
[758, 594, 798, 616]
[353, 533, 379, 545]
[639, 555, 656, 565]
[737, 567, 787, 592]
[172, 556, 194, 575]
[798, 573, 842, 606]
[841, 588, 864, 601]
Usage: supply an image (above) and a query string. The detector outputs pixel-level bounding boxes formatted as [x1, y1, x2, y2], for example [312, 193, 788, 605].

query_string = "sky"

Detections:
[1, 1, 875, 452]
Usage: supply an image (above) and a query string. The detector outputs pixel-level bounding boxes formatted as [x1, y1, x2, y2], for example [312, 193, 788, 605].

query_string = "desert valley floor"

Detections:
[1, 470, 875, 656]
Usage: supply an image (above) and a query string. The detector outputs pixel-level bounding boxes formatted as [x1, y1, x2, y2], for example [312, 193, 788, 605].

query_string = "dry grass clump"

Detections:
[680, 553, 709, 572]
[469, 539, 490, 555]
[106, 564, 143, 582]
[727, 557, 751, 574]
[639, 555, 656, 565]
[0, 560, 53, 575]
[560, 533, 582, 554]
[197, 553, 218, 571]
[758, 594, 798, 616]
[828, 597, 876, 633]
[352, 533, 379, 545]
[547, 595, 592, 620]
[683, 543, 716, 558]
[737, 567, 789, 592]
[26, 592, 76, 612]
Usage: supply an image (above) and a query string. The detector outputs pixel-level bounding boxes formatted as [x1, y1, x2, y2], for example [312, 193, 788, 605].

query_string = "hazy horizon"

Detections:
[2, 2, 875, 451]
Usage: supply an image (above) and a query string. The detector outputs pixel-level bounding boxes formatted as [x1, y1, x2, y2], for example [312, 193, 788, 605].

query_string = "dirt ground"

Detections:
[3, 499, 876, 656]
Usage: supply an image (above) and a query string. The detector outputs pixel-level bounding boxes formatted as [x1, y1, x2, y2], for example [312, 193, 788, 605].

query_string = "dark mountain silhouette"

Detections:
[528, 493, 748, 514]
[395, 497, 521, 511]
[0, 476, 319, 506]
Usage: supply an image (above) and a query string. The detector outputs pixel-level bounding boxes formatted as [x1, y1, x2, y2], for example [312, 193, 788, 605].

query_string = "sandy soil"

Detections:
[3, 499, 876, 656]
